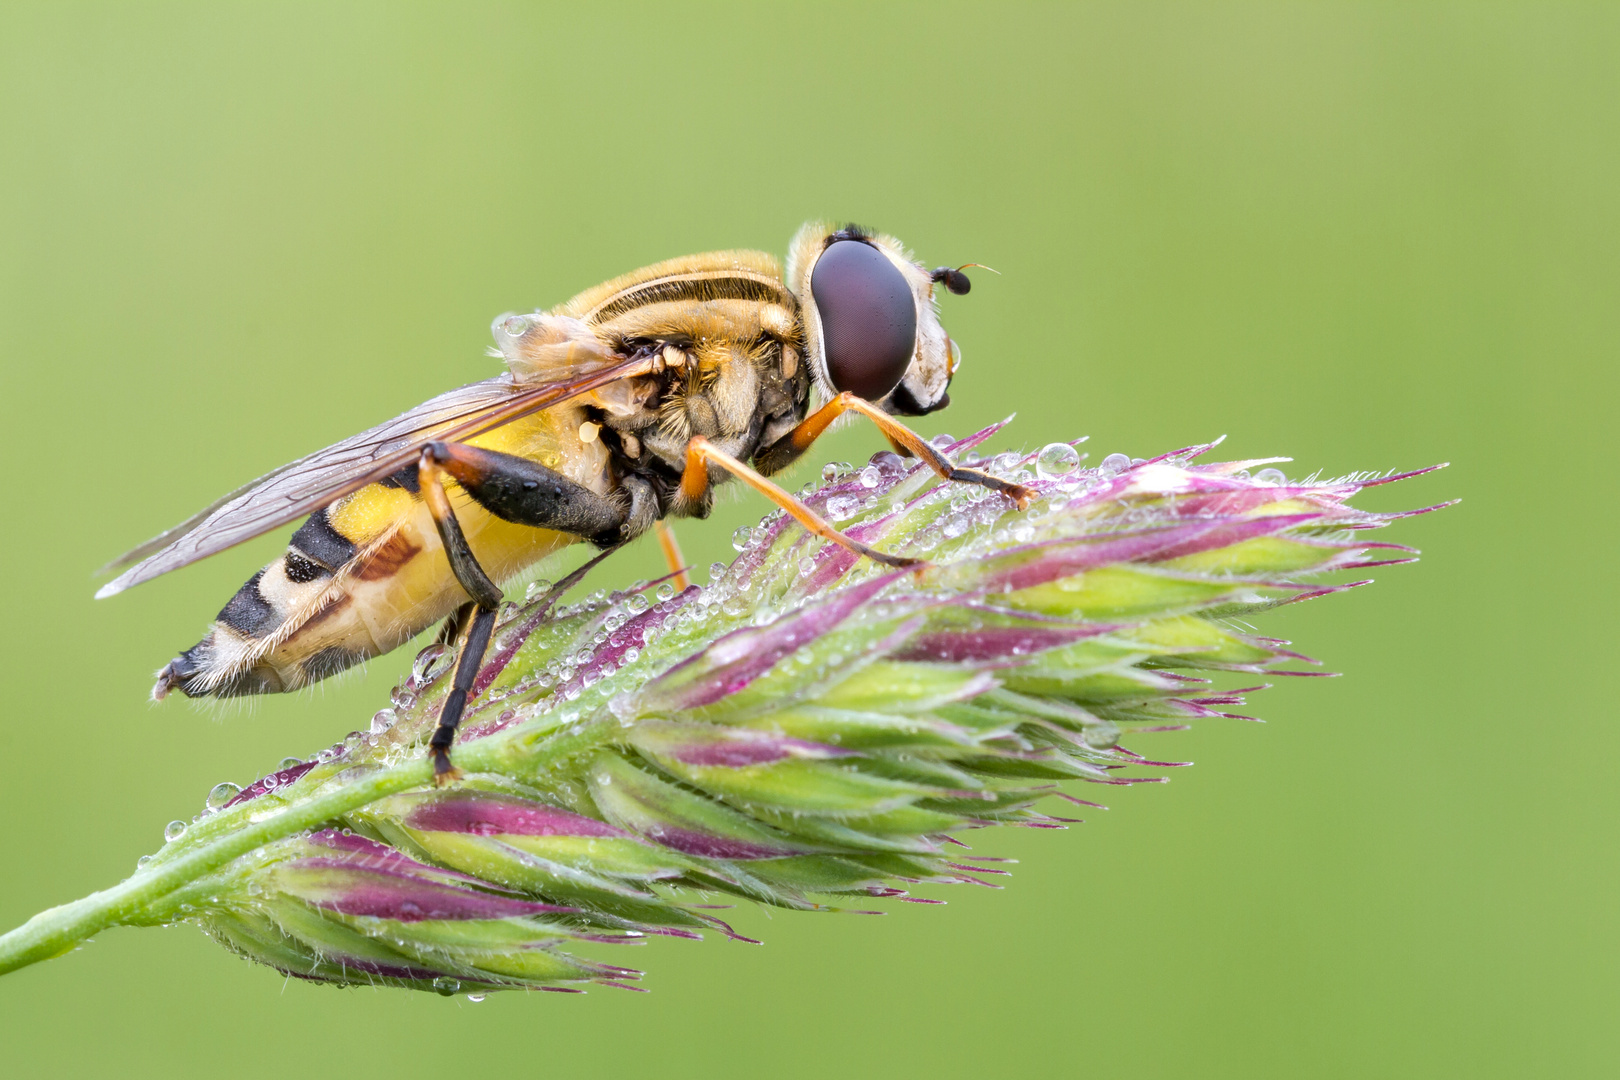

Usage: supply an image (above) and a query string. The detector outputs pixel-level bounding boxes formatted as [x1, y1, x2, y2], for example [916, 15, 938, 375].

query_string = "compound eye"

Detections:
[810, 239, 918, 401]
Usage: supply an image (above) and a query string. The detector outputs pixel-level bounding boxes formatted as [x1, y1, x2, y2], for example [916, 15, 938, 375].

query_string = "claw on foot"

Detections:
[431, 748, 463, 786]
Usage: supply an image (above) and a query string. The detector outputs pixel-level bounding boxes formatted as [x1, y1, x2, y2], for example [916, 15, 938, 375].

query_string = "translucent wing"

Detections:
[97, 355, 652, 598]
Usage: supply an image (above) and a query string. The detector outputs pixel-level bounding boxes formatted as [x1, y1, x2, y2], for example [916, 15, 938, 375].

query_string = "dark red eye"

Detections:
[811, 239, 917, 400]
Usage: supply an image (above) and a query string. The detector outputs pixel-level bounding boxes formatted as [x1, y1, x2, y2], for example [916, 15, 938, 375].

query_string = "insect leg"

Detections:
[681, 437, 921, 569]
[427, 604, 496, 783]
[423, 442, 626, 545]
[653, 520, 690, 590]
[754, 392, 1034, 509]
[418, 449, 505, 780]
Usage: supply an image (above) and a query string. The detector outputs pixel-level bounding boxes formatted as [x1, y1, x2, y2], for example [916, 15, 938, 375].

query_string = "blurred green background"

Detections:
[1, 3, 1613, 1077]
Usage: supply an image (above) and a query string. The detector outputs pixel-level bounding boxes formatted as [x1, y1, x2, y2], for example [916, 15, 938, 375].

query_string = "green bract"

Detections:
[0, 424, 1445, 994]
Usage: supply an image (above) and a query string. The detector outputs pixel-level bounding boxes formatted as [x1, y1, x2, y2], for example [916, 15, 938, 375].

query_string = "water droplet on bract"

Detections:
[708, 561, 727, 583]
[164, 820, 187, 842]
[279, 756, 304, 770]
[1012, 523, 1035, 543]
[391, 687, 418, 710]
[732, 526, 753, 551]
[821, 461, 853, 482]
[432, 977, 461, 996]
[206, 782, 241, 810]
[1236, 469, 1251, 480]
[859, 466, 881, 488]
[623, 646, 640, 663]
[799, 557, 817, 578]
[467, 993, 487, 1003]
[655, 582, 675, 602]
[409, 646, 446, 684]
[1100, 453, 1131, 474]
[871, 451, 905, 475]
[826, 495, 859, 521]
[502, 315, 528, 336]
[929, 433, 956, 450]
[525, 578, 553, 601]
[722, 595, 749, 617]
[1036, 442, 1081, 479]
[628, 594, 650, 614]
[1255, 467, 1286, 485]
[136, 855, 153, 870]
[941, 515, 968, 540]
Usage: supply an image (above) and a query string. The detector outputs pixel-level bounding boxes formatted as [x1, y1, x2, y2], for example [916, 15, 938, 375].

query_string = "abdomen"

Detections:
[154, 408, 603, 699]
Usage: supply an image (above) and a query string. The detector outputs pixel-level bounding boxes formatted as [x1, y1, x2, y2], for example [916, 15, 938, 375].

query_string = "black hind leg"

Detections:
[415, 443, 630, 780]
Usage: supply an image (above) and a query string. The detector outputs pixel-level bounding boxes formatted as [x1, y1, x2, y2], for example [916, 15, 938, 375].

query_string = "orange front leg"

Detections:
[754, 392, 1035, 509]
[681, 437, 920, 569]
[653, 520, 690, 591]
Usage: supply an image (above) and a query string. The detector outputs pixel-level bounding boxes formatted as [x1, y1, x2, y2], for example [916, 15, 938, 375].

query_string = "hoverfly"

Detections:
[98, 222, 1031, 778]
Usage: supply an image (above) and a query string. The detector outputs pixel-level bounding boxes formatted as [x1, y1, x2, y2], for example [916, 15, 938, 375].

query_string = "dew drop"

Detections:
[502, 315, 528, 336]
[164, 820, 187, 842]
[467, 993, 487, 1003]
[798, 557, 817, 578]
[870, 450, 905, 475]
[628, 594, 650, 614]
[722, 595, 749, 616]
[821, 461, 853, 482]
[1100, 453, 1131, 474]
[708, 561, 727, 582]
[206, 783, 244, 811]
[279, 756, 304, 770]
[1255, 467, 1287, 485]
[391, 687, 418, 710]
[655, 582, 676, 602]
[929, 433, 956, 450]
[1036, 442, 1081, 479]
[941, 515, 968, 540]
[432, 977, 461, 996]
[732, 526, 754, 551]
[826, 494, 860, 521]
[623, 646, 640, 663]
[525, 578, 553, 601]
[858, 466, 881, 489]
[136, 855, 153, 870]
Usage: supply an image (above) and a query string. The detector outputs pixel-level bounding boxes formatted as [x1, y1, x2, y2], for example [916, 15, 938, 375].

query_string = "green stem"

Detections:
[0, 710, 624, 979]
[0, 759, 433, 976]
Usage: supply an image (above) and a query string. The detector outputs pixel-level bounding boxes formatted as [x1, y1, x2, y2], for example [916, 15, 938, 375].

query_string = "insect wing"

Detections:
[97, 357, 651, 597]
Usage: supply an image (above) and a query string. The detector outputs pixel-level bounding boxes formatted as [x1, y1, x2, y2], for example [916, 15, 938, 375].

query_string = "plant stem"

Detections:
[0, 759, 434, 976]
